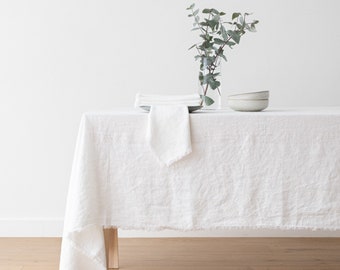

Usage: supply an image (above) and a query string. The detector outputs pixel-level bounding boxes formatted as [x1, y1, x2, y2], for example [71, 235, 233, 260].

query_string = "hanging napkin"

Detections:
[146, 105, 192, 166]
[135, 93, 201, 107]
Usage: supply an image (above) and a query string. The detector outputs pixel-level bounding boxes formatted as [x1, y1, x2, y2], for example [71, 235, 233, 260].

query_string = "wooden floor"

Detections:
[1, 237, 340, 270]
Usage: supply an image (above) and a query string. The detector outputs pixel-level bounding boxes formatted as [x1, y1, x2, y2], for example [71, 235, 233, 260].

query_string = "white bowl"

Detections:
[228, 91, 269, 100]
[228, 99, 269, 112]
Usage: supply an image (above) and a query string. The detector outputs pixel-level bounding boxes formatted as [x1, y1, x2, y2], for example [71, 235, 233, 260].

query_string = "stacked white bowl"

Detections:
[227, 91, 269, 112]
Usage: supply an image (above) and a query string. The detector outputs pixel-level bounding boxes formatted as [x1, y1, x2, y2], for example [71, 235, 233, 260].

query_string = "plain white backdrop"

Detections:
[0, 0, 339, 237]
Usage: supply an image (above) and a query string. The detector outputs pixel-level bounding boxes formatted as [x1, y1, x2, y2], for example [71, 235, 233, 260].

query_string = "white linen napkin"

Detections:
[135, 93, 201, 107]
[146, 105, 192, 166]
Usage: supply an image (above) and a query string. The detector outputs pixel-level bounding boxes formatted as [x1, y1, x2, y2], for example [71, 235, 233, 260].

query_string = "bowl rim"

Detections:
[228, 91, 269, 98]
[228, 98, 269, 101]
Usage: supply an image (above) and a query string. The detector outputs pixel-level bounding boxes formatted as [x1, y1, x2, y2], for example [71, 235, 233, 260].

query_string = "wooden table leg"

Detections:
[103, 227, 119, 269]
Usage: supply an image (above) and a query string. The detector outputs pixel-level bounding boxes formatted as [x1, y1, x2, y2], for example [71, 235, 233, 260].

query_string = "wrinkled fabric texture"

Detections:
[147, 105, 192, 166]
[60, 108, 340, 270]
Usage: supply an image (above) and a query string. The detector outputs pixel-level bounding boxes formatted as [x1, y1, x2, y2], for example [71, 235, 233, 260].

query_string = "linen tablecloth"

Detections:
[60, 108, 340, 270]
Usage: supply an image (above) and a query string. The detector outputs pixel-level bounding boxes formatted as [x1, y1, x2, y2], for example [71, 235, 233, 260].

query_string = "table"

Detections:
[59, 108, 340, 270]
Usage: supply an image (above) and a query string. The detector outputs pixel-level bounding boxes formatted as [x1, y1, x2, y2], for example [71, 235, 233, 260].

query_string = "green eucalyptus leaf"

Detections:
[193, 9, 199, 16]
[211, 8, 220, 15]
[200, 34, 213, 41]
[220, 54, 227, 62]
[220, 25, 228, 40]
[203, 42, 211, 49]
[195, 55, 202, 61]
[201, 95, 215, 106]
[206, 19, 218, 30]
[203, 73, 214, 82]
[227, 30, 240, 44]
[214, 38, 225, 45]
[188, 44, 196, 50]
[236, 23, 243, 30]
[249, 24, 257, 32]
[219, 12, 226, 16]
[200, 62, 205, 71]
[212, 15, 220, 22]
[226, 41, 236, 47]
[202, 8, 211, 13]
[200, 34, 207, 40]
[209, 80, 221, 90]
[187, 3, 195, 10]
[232, 12, 241, 20]
[199, 72, 204, 83]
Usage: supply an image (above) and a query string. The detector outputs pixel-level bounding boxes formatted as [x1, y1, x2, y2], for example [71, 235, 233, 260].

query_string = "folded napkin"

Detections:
[146, 105, 192, 166]
[135, 93, 201, 107]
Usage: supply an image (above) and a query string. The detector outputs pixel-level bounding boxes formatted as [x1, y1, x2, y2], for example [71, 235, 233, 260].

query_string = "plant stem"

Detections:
[203, 82, 209, 96]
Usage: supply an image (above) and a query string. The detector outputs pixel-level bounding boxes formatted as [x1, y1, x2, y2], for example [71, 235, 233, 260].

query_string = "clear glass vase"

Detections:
[198, 57, 222, 109]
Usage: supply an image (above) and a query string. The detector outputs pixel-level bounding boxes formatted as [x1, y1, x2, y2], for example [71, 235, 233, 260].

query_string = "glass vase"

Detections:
[198, 57, 222, 109]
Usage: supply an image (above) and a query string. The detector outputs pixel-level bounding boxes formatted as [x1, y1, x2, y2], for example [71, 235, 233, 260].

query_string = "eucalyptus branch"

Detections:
[187, 3, 259, 106]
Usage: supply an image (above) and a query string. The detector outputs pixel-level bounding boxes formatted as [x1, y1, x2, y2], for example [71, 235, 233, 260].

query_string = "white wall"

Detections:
[0, 0, 340, 237]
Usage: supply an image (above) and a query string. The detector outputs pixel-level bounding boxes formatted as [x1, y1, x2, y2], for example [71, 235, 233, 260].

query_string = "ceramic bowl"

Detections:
[228, 99, 269, 112]
[228, 91, 269, 100]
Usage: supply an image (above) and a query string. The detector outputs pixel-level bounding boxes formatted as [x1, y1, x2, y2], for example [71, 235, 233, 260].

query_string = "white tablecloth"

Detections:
[60, 108, 340, 270]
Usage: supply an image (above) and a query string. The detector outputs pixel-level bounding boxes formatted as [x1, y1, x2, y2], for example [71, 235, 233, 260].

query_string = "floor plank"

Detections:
[0, 237, 340, 269]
